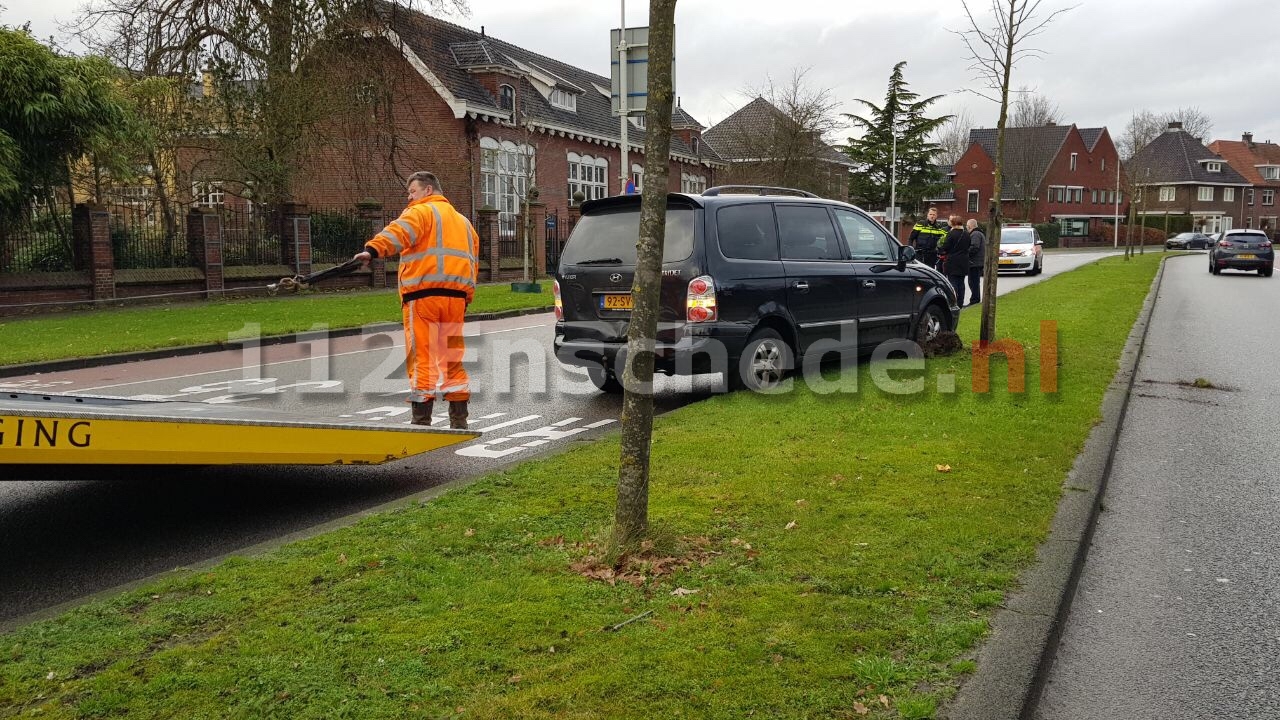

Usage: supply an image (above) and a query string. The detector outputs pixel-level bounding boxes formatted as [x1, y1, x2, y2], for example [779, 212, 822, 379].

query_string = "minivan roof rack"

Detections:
[701, 185, 819, 198]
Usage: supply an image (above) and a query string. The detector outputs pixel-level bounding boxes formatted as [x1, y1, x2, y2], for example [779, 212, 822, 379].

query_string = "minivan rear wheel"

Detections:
[587, 366, 624, 394]
[730, 328, 792, 393]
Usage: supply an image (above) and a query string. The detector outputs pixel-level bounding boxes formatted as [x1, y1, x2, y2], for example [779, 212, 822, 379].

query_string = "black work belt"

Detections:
[401, 288, 469, 304]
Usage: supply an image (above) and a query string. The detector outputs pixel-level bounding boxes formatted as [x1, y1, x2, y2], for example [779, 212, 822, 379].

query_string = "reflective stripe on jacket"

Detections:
[909, 222, 947, 253]
[364, 194, 480, 302]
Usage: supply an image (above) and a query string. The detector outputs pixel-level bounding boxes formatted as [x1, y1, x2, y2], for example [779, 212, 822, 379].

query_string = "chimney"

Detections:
[1243, 132, 1254, 147]
[1168, 121, 1183, 131]
[481, 26, 485, 37]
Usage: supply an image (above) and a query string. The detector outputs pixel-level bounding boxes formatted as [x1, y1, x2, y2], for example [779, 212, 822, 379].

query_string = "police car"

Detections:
[998, 224, 1044, 275]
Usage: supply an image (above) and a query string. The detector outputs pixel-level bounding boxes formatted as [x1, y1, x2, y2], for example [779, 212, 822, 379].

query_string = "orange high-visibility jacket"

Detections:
[364, 194, 480, 303]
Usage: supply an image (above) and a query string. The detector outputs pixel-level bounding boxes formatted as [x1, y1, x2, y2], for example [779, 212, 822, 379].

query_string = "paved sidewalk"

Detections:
[1034, 255, 1280, 718]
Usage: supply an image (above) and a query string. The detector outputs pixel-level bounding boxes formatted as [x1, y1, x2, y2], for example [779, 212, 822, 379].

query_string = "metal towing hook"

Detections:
[266, 257, 365, 296]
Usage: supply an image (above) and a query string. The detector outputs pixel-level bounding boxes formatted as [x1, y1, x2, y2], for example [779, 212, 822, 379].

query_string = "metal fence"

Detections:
[311, 208, 379, 265]
[219, 204, 280, 266]
[0, 203, 75, 273]
[105, 198, 191, 269]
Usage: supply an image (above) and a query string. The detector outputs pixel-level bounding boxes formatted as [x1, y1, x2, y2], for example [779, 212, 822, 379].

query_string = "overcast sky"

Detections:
[7, 0, 1280, 146]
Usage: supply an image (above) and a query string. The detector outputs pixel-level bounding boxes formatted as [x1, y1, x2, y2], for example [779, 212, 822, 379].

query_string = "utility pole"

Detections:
[1113, 161, 1120, 248]
[889, 132, 898, 237]
[618, 0, 629, 194]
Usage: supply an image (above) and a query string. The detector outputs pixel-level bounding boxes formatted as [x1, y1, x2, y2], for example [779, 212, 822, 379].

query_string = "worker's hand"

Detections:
[353, 250, 372, 266]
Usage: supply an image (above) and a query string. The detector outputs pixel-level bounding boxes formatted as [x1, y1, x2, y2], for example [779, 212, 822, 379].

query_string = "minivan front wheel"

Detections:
[915, 303, 946, 344]
[587, 366, 624, 394]
[731, 328, 792, 393]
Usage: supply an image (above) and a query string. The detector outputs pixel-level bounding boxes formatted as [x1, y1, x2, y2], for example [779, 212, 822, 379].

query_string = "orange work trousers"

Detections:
[402, 295, 469, 403]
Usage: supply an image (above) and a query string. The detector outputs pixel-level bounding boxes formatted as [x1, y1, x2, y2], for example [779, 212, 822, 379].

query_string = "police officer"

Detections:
[908, 206, 947, 269]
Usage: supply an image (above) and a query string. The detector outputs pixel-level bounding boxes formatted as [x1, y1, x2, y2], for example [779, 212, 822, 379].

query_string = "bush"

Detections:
[1033, 222, 1060, 248]
[311, 212, 370, 263]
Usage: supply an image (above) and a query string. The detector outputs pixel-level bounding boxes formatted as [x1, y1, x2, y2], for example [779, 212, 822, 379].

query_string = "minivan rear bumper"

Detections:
[554, 324, 751, 375]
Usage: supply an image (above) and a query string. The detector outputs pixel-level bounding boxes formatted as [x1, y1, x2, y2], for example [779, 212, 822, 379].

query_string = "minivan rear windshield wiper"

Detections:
[576, 257, 624, 265]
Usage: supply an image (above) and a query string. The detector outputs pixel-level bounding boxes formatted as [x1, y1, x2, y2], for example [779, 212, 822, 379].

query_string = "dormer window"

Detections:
[691, 136, 700, 154]
[1261, 166, 1280, 181]
[1207, 162, 1221, 172]
[549, 87, 576, 112]
[499, 85, 514, 111]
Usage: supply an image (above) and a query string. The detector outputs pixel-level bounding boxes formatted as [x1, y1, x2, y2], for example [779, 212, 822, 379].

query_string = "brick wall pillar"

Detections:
[72, 204, 114, 301]
[278, 202, 312, 276]
[356, 200, 387, 289]
[187, 207, 224, 298]
[477, 207, 499, 281]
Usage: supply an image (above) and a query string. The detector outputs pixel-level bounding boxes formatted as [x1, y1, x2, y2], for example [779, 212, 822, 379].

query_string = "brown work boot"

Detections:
[448, 400, 469, 430]
[410, 400, 434, 426]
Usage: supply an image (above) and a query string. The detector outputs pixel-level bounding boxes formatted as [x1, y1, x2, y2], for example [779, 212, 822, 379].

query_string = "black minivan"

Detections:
[552, 187, 960, 392]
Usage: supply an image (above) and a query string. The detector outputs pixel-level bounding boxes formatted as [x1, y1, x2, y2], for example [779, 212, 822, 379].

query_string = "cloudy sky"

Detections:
[8, 0, 1280, 146]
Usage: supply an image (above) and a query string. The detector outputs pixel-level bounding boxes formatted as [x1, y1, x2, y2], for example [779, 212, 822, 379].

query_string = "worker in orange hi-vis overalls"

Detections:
[353, 171, 480, 429]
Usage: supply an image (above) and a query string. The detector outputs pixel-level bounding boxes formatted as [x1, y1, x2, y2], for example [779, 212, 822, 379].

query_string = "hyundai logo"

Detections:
[610, 273, 623, 283]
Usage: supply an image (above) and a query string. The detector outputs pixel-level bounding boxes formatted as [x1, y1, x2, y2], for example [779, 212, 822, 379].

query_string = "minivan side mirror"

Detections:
[898, 244, 916, 270]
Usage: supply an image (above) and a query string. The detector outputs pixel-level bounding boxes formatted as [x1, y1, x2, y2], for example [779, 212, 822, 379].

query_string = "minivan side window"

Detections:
[778, 205, 842, 261]
[716, 203, 779, 261]
[833, 209, 894, 261]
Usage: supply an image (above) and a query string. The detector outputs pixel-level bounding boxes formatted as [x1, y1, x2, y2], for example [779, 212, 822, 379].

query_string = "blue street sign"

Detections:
[545, 214, 557, 230]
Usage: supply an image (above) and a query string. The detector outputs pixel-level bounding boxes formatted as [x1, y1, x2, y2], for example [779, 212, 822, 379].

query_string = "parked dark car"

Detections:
[1166, 232, 1213, 250]
[1209, 229, 1274, 276]
[552, 187, 961, 392]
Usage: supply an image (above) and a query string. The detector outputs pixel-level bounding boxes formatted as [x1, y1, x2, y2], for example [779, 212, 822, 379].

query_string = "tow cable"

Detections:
[266, 257, 365, 295]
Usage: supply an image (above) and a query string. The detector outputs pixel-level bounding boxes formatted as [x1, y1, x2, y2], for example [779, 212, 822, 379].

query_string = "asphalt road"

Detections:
[1035, 253, 1280, 718]
[0, 250, 1118, 628]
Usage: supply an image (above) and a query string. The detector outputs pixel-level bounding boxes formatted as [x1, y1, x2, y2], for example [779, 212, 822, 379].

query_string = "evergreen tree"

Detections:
[842, 61, 949, 215]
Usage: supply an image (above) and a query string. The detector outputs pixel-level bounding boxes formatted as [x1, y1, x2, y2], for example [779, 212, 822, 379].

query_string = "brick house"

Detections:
[1129, 122, 1250, 235]
[702, 97, 853, 201]
[287, 4, 725, 237]
[930, 124, 1126, 243]
[1207, 132, 1280, 237]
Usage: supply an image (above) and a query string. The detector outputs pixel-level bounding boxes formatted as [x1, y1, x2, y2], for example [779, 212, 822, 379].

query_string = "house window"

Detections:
[116, 186, 152, 206]
[1265, 189, 1276, 206]
[480, 137, 534, 237]
[966, 189, 979, 213]
[1223, 187, 1235, 202]
[567, 152, 608, 204]
[1261, 167, 1280, 180]
[1246, 217, 1253, 228]
[498, 84, 514, 111]
[1091, 189, 1098, 204]
[1117, 191, 1123, 204]
[691, 136, 700, 155]
[680, 172, 707, 194]
[1101, 157, 1106, 172]
[1070, 153, 1078, 171]
[192, 181, 224, 208]
[1198, 186, 1214, 202]
[1247, 189, 1255, 205]
[1159, 186, 1176, 202]
[549, 87, 577, 112]
[1071, 188, 1083, 203]
[631, 163, 644, 192]
[1206, 162, 1221, 172]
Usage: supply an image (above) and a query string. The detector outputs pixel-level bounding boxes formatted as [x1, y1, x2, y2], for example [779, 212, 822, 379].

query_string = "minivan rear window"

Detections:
[717, 203, 779, 261]
[559, 207, 695, 265]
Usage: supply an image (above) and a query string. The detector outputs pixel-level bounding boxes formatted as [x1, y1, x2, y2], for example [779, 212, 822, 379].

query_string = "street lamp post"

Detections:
[889, 132, 898, 237]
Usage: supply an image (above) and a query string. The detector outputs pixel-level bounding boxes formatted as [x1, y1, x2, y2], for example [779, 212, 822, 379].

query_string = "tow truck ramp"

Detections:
[1, 392, 478, 466]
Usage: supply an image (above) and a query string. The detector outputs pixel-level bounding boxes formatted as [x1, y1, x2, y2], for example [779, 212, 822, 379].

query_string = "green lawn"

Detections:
[0, 255, 1163, 719]
[0, 283, 553, 366]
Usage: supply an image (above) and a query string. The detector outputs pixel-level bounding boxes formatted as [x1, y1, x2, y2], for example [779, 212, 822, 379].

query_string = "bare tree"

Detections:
[933, 107, 974, 166]
[955, 0, 1074, 344]
[70, 0, 469, 205]
[614, 0, 677, 548]
[1008, 85, 1061, 127]
[1117, 107, 1214, 162]
[716, 69, 846, 199]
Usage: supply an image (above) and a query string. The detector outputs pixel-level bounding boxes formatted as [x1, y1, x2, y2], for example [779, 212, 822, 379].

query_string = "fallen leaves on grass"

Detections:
[785, 521, 798, 530]
[571, 537, 720, 587]
[670, 587, 700, 597]
[936, 464, 952, 473]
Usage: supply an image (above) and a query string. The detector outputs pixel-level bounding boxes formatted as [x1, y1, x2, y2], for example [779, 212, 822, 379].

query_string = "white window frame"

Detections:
[498, 84, 514, 111]
[567, 152, 608, 205]
[630, 112, 646, 129]
[480, 137, 535, 238]
[680, 172, 707, 194]
[1071, 187, 1083, 203]
[1261, 166, 1280, 181]
[1206, 162, 1222, 173]
[549, 87, 577, 112]
[1223, 187, 1235, 202]
[1159, 186, 1176, 202]
[1101, 157, 1106, 172]
[966, 189, 979, 213]
[631, 163, 644, 192]
[1264, 189, 1276, 206]
[1070, 152, 1078, 171]
[1198, 186, 1214, 202]
[192, 181, 224, 208]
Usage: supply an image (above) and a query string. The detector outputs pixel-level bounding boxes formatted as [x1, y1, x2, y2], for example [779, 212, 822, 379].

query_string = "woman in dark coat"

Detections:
[941, 215, 971, 306]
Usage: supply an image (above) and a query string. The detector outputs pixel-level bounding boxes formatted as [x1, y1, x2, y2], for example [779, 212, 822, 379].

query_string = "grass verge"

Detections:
[0, 254, 1163, 718]
[0, 282, 553, 366]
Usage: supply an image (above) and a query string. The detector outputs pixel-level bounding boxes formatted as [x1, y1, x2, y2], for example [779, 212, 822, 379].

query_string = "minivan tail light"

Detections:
[552, 279, 563, 321]
[687, 275, 717, 323]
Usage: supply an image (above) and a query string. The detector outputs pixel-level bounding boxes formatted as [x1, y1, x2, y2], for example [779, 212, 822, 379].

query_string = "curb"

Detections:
[0, 305, 553, 379]
[943, 255, 1171, 720]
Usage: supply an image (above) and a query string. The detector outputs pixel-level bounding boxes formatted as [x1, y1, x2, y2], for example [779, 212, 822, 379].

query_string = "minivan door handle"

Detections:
[862, 280, 876, 288]
[791, 280, 810, 292]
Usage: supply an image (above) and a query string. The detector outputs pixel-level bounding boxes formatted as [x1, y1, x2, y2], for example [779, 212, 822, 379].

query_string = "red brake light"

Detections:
[1263, 241, 1273, 249]
[686, 275, 717, 323]
[552, 279, 563, 321]
[689, 278, 710, 295]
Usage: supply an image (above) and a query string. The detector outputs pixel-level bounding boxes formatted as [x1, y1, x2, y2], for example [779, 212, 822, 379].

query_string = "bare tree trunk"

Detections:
[614, 0, 677, 549]
[979, 1, 1018, 345]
